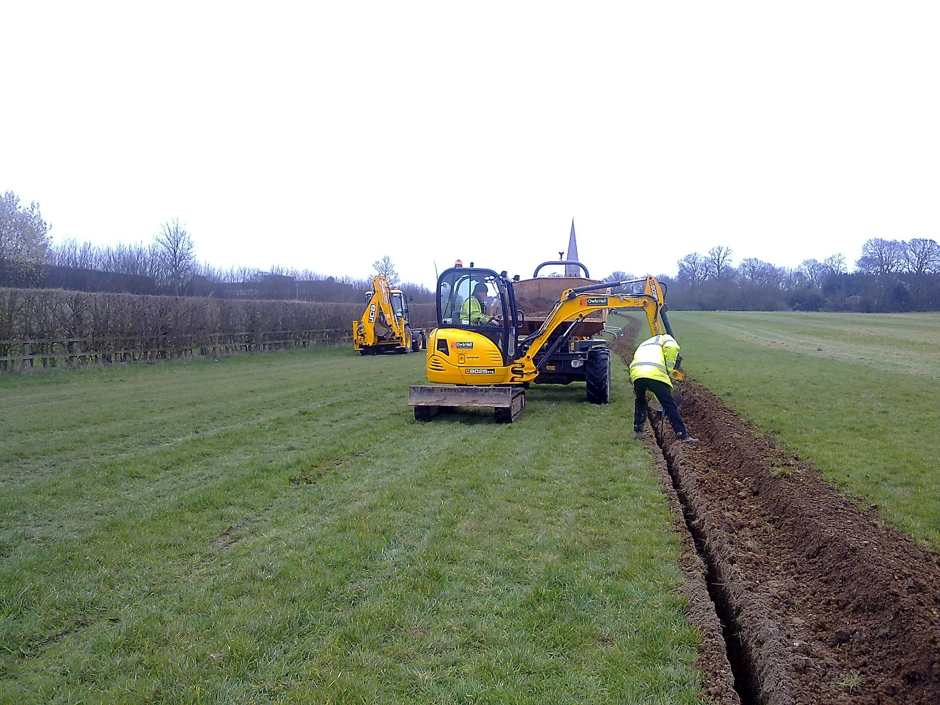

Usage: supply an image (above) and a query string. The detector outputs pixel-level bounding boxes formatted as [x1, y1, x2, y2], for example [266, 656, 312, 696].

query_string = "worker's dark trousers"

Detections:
[633, 378, 689, 438]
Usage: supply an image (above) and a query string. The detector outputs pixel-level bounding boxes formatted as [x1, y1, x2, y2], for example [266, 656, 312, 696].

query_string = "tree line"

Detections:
[605, 239, 940, 313]
[4, 189, 938, 312]
[0, 191, 433, 303]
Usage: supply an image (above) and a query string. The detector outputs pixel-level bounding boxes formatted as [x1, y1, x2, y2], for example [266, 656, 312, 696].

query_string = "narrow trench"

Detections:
[652, 422, 762, 705]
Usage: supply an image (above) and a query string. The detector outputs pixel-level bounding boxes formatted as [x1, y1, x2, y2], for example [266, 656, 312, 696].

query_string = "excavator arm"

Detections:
[510, 275, 677, 383]
[410, 268, 679, 422]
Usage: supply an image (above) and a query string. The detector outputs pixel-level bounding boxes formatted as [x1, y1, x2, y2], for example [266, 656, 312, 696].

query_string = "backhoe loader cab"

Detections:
[410, 261, 678, 422]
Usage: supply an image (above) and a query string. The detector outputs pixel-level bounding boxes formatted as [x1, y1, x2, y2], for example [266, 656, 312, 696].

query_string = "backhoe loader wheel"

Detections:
[411, 333, 420, 352]
[585, 347, 611, 404]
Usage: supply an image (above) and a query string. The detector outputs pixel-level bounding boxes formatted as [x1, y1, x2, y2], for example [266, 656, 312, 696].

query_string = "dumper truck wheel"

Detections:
[585, 347, 611, 404]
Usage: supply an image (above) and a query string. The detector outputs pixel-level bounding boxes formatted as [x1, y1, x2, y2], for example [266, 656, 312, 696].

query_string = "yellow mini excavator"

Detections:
[353, 275, 426, 355]
[408, 260, 680, 422]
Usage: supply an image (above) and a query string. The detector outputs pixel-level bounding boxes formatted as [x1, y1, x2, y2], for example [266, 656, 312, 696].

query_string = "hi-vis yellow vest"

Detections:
[460, 295, 488, 324]
[629, 335, 679, 387]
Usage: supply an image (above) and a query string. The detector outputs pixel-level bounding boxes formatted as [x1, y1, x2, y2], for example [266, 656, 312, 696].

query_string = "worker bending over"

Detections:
[630, 334, 698, 443]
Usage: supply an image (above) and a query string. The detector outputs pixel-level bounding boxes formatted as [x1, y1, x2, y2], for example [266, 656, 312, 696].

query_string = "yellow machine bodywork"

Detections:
[410, 266, 681, 422]
[425, 327, 516, 385]
[425, 274, 676, 385]
[353, 275, 424, 355]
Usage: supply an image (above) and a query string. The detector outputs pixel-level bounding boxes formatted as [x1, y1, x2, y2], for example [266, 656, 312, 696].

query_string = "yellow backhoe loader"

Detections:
[353, 275, 426, 355]
[408, 261, 680, 422]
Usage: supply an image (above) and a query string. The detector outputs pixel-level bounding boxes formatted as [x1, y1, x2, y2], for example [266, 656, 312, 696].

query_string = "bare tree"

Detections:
[677, 252, 709, 286]
[372, 255, 399, 284]
[154, 219, 196, 295]
[902, 238, 940, 309]
[738, 258, 783, 287]
[799, 259, 825, 287]
[51, 238, 99, 270]
[822, 254, 847, 275]
[100, 242, 155, 277]
[705, 245, 734, 279]
[782, 267, 811, 290]
[604, 270, 636, 294]
[903, 238, 940, 276]
[856, 238, 904, 276]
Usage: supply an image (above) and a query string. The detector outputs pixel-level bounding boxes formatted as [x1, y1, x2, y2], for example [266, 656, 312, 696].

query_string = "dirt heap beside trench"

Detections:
[609, 330, 940, 704]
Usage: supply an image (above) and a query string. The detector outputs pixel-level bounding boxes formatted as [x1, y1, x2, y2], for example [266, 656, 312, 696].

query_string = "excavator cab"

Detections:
[433, 266, 520, 370]
[390, 290, 407, 319]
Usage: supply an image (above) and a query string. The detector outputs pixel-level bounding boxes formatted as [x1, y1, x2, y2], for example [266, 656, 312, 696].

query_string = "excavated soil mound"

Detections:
[609, 331, 940, 704]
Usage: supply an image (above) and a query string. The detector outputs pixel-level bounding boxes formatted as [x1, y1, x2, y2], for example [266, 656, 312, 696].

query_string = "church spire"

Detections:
[565, 219, 579, 276]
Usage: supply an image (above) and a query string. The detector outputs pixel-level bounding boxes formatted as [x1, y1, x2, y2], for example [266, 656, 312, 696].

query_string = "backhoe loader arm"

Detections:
[371, 276, 407, 337]
[354, 275, 409, 349]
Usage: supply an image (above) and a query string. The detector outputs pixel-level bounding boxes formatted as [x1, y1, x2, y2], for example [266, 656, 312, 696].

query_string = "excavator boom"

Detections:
[512, 276, 673, 383]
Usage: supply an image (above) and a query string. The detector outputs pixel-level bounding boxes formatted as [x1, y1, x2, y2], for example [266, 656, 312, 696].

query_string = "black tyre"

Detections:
[414, 406, 433, 422]
[410, 333, 420, 352]
[585, 347, 611, 404]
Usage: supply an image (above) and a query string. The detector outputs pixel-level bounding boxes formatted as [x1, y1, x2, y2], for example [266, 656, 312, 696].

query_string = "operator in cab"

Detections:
[460, 282, 500, 325]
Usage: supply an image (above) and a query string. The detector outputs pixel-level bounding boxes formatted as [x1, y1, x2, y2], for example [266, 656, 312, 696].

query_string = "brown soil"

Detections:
[609, 329, 940, 705]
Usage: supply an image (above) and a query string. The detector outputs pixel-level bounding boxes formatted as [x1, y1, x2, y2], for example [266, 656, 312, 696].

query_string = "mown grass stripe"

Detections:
[1, 347, 703, 703]
[671, 310, 940, 548]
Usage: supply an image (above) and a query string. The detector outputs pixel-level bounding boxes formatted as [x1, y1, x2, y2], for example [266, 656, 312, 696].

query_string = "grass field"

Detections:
[5, 311, 938, 703]
[0, 350, 702, 704]
[666, 311, 940, 548]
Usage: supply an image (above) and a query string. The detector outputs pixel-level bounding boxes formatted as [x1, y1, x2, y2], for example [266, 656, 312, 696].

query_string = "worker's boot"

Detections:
[633, 426, 643, 440]
[678, 434, 699, 443]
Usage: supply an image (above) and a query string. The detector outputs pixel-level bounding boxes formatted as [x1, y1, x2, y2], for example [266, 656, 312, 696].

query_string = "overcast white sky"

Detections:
[3, 2, 939, 289]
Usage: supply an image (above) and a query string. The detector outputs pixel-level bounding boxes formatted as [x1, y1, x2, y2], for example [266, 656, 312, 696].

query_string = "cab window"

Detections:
[439, 272, 505, 327]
